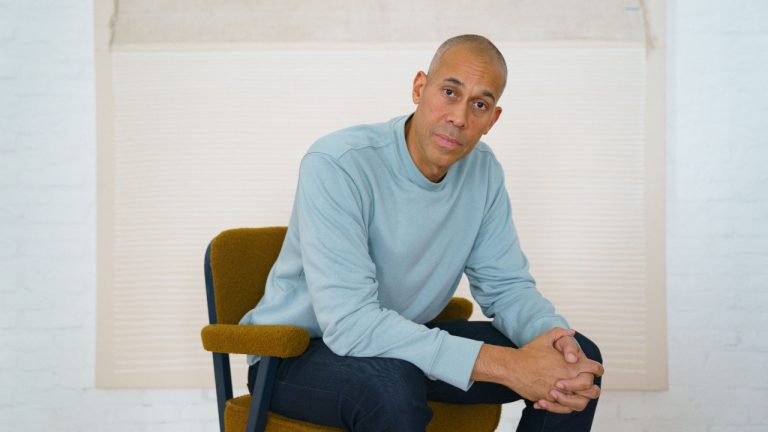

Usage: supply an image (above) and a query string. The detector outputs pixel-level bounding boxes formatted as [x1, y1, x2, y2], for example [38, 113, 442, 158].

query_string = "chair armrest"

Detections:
[201, 324, 310, 358]
[430, 297, 474, 323]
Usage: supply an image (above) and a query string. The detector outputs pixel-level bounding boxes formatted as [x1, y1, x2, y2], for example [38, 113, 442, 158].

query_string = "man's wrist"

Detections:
[471, 343, 518, 389]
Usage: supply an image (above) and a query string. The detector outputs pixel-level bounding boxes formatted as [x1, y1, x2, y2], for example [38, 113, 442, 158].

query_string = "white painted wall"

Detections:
[1, 0, 766, 431]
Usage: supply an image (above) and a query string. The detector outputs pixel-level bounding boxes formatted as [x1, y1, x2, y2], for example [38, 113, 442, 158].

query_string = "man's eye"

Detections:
[443, 88, 455, 97]
[474, 101, 487, 110]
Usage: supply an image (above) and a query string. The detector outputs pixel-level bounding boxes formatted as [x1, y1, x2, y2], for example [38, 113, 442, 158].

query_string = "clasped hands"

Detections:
[515, 328, 603, 414]
[472, 327, 604, 415]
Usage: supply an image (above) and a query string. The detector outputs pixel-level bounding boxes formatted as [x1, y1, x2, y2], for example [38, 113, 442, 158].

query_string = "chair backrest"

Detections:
[205, 227, 287, 325]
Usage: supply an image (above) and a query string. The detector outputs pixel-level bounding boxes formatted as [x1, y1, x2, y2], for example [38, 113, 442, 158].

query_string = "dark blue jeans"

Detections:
[248, 321, 602, 431]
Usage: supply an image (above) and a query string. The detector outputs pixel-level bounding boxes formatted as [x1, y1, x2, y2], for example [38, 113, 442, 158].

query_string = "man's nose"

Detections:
[446, 103, 467, 129]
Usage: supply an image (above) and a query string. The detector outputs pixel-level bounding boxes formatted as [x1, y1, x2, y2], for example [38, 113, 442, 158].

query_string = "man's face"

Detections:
[405, 46, 504, 182]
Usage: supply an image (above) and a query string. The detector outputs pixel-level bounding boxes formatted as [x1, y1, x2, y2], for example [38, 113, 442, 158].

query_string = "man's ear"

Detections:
[484, 106, 503, 135]
[412, 71, 427, 104]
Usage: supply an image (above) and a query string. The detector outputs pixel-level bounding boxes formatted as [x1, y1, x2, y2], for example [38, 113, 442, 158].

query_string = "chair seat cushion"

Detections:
[225, 394, 501, 432]
[225, 395, 342, 432]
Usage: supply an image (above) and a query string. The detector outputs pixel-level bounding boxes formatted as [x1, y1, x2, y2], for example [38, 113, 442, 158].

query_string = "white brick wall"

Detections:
[590, 0, 768, 431]
[2, 0, 216, 431]
[1, 0, 766, 431]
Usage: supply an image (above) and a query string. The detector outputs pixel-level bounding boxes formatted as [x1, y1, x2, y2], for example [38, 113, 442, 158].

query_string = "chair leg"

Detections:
[246, 357, 281, 432]
[212, 353, 233, 432]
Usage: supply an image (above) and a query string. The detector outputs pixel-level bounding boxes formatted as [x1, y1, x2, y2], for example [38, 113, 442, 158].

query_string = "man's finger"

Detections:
[572, 385, 601, 400]
[534, 399, 574, 414]
[555, 336, 582, 363]
[575, 359, 604, 377]
[559, 383, 602, 400]
[547, 327, 576, 345]
[587, 360, 605, 377]
[549, 389, 590, 412]
[556, 372, 595, 393]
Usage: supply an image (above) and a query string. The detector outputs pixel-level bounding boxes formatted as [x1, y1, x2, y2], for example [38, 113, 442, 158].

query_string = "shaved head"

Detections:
[428, 34, 508, 96]
[404, 34, 506, 182]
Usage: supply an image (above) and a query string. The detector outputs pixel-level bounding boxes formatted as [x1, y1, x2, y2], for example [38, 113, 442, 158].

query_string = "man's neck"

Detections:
[404, 117, 448, 183]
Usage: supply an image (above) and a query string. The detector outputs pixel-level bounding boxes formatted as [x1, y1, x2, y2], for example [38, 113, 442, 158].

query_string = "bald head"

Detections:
[428, 34, 508, 95]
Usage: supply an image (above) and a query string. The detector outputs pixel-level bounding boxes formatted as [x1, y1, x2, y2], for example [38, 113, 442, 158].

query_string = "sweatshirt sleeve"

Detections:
[464, 161, 570, 347]
[296, 152, 483, 390]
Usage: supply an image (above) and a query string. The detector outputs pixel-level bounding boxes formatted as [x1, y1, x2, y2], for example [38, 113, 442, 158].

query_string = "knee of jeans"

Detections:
[574, 332, 603, 364]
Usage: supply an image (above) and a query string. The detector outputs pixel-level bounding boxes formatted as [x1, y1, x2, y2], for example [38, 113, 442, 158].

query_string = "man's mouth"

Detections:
[435, 133, 461, 150]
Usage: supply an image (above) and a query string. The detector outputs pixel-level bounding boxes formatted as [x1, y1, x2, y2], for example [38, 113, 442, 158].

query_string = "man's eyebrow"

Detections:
[442, 77, 497, 102]
[443, 77, 464, 87]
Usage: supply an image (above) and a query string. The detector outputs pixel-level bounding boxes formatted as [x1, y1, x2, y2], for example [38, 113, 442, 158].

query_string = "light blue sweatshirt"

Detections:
[239, 114, 569, 390]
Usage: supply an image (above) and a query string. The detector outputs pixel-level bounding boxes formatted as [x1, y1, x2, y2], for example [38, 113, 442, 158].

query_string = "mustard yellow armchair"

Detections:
[201, 227, 501, 432]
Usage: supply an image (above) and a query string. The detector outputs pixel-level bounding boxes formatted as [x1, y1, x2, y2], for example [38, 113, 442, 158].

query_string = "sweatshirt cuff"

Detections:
[526, 316, 571, 345]
[427, 333, 484, 391]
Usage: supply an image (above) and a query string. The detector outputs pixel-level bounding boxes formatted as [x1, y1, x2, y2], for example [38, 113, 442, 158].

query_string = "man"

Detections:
[240, 34, 604, 431]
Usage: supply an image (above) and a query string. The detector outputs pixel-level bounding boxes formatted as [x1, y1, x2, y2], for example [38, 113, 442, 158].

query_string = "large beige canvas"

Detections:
[95, 1, 666, 390]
